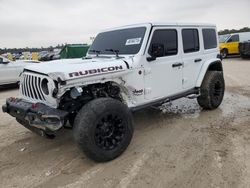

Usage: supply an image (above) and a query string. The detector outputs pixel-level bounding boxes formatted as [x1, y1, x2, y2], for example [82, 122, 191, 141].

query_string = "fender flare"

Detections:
[195, 58, 223, 87]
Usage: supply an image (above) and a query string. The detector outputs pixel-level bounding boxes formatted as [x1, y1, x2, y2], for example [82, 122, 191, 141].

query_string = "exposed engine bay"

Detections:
[59, 82, 122, 120]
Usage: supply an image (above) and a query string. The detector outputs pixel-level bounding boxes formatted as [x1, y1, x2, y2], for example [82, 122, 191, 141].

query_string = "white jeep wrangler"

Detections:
[2, 23, 224, 162]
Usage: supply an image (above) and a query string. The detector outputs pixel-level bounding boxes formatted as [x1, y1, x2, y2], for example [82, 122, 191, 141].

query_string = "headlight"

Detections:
[41, 78, 49, 95]
[70, 87, 83, 99]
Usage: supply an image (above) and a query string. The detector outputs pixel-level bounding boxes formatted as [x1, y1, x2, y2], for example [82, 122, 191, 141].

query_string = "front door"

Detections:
[144, 27, 183, 100]
[226, 34, 239, 54]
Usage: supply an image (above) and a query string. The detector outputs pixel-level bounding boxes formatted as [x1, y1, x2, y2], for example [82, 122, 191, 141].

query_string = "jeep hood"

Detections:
[24, 58, 131, 81]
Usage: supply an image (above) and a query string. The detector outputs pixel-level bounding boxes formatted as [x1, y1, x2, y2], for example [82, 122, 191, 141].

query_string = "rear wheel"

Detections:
[197, 71, 225, 110]
[221, 49, 228, 59]
[73, 98, 134, 162]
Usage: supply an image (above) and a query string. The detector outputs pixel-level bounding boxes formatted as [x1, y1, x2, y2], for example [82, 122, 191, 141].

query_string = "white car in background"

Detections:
[0, 55, 40, 86]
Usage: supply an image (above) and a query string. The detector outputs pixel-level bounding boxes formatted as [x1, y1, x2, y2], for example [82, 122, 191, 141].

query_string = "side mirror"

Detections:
[146, 56, 156, 62]
[147, 43, 165, 62]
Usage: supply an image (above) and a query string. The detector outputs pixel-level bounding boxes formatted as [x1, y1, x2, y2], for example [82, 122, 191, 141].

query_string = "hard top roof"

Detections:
[151, 22, 216, 27]
[101, 22, 216, 32]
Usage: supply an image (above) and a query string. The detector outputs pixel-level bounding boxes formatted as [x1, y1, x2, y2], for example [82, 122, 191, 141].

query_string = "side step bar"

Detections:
[131, 88, 200, 112]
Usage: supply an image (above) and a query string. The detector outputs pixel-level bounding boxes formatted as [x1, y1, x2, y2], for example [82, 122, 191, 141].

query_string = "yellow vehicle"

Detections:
[219, 32, 250, 58]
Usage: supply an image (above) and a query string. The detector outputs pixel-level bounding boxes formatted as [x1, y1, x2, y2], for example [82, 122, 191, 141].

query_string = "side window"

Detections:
[228, 34, 239, 42]
[182, 29, 199, 53]
[202, 29, 217, 49]
[148, 29, 178, 58]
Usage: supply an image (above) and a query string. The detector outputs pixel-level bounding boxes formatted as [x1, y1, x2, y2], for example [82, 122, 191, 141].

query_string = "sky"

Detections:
[0, 0, 249, 48]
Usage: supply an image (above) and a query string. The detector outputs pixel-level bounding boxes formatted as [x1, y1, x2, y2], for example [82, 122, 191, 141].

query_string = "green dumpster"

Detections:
[60, 44, 90, 59]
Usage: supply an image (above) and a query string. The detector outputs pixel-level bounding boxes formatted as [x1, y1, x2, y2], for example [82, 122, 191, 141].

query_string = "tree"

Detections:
[219, 27, 250, 35]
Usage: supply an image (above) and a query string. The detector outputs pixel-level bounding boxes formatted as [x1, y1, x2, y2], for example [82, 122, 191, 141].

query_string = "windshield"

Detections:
[88, 27, 146, 55]
[219, 34, 230, 43]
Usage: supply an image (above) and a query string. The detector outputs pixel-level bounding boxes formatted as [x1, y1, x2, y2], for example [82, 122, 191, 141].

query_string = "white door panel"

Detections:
[182, 53, 203, 89]
[144, 58, 183, 99]
[181, 28, 203, 89]
[144, 27, 183, 100]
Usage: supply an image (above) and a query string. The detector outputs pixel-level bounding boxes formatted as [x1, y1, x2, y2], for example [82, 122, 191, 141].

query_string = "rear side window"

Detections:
[148, 29, 178, 57]
[182, 29, 199, 53]
[202, 29, 217, 49]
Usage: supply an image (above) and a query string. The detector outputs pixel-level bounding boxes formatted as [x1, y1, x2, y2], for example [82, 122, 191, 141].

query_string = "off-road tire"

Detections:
[73, 98, 134, 162]
[221, 49, 228, 59]
[197, 71, 225, 110]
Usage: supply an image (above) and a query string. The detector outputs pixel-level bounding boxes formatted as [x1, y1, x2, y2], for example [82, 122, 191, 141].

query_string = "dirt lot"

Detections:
[0, 57, 250, 188]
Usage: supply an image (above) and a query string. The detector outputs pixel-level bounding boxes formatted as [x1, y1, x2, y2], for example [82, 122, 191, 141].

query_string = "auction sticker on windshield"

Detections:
[125, 38, 142, 46]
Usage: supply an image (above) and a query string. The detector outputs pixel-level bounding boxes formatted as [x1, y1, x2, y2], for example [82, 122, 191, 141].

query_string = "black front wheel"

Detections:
[73, 98, 134, 162]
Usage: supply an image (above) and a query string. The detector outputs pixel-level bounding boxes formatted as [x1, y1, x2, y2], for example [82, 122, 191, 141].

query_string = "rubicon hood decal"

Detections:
[69, 65, 124, 78]
[23, 58, 132, 81]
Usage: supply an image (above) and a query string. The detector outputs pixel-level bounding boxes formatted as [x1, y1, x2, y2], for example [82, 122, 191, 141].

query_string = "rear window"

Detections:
[202, 29, 217, 49]
[182, 29, 199, 53]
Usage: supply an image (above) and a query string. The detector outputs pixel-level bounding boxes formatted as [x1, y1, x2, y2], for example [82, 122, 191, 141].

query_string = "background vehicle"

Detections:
[3, 23, 224, 162]
[239, 40, 250, 58]
[38, 51, 55, 61]
[219, 32, 250, 58]
[0, 56, 40, 86]
[38, 49, 61, 61]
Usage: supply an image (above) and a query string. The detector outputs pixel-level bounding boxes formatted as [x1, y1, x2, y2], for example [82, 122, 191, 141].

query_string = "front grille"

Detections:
[242, 43, 246, 50]
[21, 74, 46, 101]
[239, 42, 250, 53]
[19, 72, 58, 108]
[246, 43, 250, 49]
[242, 44, 246, 50]
[239, 43, 244, 50]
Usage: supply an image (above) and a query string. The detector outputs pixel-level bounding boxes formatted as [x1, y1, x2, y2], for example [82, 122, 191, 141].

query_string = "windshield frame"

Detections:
[87, 24, 151, 57]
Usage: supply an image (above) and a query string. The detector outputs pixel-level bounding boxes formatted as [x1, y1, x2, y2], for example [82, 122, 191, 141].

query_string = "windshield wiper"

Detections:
[105, 49, 120, 58]
[89, 49, 101, 57]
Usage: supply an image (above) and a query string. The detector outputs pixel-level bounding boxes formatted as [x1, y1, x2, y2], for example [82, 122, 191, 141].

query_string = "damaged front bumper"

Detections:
[2, 98, 68, 137]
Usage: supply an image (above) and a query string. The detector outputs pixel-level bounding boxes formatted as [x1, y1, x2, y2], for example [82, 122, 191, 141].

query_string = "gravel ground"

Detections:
[0, 57, 250, 188]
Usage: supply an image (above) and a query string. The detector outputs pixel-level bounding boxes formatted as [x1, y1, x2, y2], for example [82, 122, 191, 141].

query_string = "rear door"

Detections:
[181, 28, 203, 89]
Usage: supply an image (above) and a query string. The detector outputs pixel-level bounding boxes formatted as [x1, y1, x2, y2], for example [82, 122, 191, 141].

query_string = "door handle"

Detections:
[172, 62, 183, 68]
[194, 58, 202, 63]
